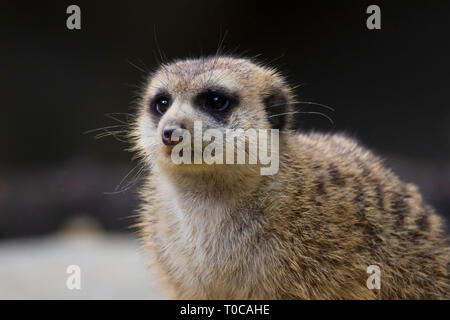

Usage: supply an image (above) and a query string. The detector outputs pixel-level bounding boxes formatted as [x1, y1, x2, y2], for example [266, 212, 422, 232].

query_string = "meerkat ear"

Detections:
[263, 88, 290, 130]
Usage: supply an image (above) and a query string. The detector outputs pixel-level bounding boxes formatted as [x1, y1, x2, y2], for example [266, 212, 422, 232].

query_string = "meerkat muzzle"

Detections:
[162, 127, 184, 146]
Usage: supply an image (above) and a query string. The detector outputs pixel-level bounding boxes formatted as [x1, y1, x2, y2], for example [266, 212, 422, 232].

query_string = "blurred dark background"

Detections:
[0, 1, 449, 238]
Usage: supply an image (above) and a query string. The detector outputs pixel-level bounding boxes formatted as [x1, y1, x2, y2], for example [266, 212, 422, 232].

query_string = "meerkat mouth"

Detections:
[159, 123, 280, 175]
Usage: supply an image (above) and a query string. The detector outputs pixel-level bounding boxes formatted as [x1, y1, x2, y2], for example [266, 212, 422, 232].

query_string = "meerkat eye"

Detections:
[205, 93, 230, 111]
[151, 95, 171, 115]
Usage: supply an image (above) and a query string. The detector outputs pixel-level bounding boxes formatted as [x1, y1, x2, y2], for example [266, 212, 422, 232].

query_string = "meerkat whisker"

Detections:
[268, 111, 334, 125]
[105, 163, 145, 194]
[265, 100, 335, 112]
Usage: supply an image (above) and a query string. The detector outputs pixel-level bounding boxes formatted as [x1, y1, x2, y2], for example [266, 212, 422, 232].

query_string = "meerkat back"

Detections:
[130, 56, 449, 299]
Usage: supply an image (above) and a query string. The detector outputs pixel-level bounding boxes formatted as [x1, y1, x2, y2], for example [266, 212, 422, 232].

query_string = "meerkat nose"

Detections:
[162, 127, 184, 146]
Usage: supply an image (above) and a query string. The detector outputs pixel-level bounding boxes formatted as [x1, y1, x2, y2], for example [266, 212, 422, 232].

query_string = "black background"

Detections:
[1, 1, 449, 237]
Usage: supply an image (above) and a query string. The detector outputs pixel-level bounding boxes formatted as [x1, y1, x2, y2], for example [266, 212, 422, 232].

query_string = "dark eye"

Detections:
[152, 96, 170, 115]
[205, 93, 230, 111]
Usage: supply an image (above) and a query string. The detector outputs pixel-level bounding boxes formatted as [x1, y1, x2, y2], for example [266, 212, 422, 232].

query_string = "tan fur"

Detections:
[130, 56, 449, 299]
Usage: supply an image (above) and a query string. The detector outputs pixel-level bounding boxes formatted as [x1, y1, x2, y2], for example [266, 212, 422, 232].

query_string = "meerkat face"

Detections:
[133, 56, 293, 175]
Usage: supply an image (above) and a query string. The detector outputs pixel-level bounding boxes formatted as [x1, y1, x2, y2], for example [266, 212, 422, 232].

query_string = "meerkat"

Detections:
[130, 56, 449, 299]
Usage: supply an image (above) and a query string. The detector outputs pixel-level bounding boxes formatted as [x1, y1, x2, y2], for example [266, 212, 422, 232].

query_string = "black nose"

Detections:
[162, 127, 183, 146]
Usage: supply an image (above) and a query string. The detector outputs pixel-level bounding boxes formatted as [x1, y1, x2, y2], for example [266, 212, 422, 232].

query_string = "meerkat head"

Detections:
[132, 56, 294, 178]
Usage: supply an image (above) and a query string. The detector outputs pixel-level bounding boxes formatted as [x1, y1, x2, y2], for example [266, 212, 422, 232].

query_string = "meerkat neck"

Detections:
[160, 166, 263, 203]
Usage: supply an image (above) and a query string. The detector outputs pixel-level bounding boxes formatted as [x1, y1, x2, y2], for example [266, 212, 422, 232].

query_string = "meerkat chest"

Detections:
[164, 201, 240, 268]
[153, 191, 269, 297]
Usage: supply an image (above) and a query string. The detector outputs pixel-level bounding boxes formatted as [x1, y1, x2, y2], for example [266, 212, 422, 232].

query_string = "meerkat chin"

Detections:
[129, 56, 449, 299]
